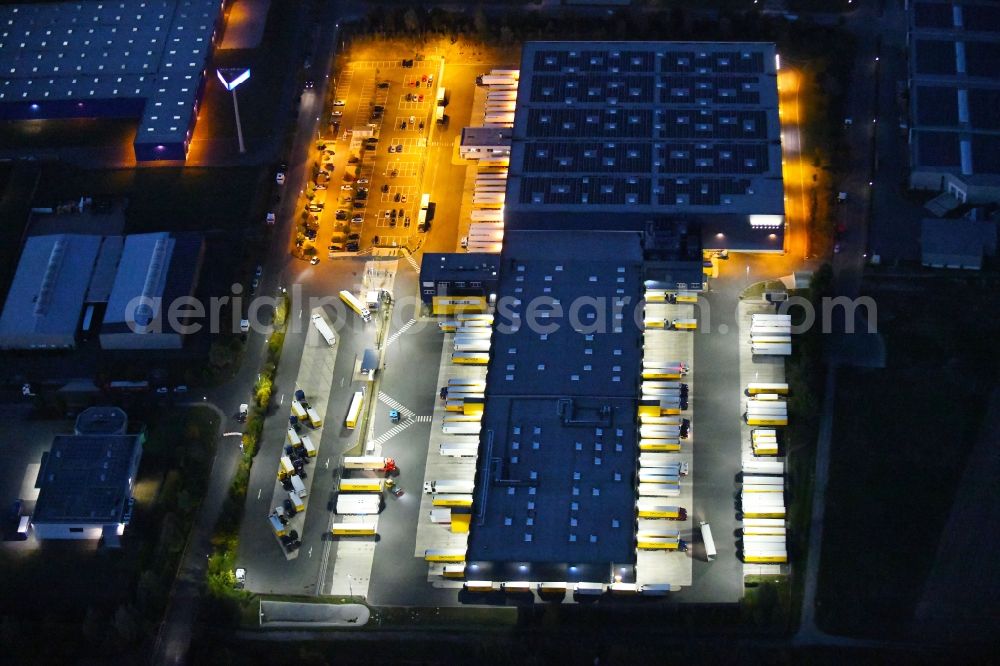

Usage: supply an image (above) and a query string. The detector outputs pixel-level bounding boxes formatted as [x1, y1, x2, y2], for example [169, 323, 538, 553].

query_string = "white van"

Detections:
[290, 474, 307, 498]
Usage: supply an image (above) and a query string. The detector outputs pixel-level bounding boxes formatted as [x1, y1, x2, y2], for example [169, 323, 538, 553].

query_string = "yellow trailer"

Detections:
[442, 564, 466, 579]
[425, 548, 467, 563]
[452, 352, 489, 365]
[671, 318, 698, 331]
[290, 400, 308, 421]
[746, 382, 790, 396]
[330, 521, 378, 536]
[277, 456, 295, 480]
[432, 494, 474, 508]
[438, 320, 459, 332]
[744, 552, 788, 564]
[339, 478, 385, 493]
[637, 536, 682, 550]
[445, 400, 465, 412]
[641, 369, 684, 380]
[643, 318, 667, 330]
[746, 415, 788, 426]
[463, 398, 485, 416]
[636, 500, 686, 520]
[639, 438, 681, 452]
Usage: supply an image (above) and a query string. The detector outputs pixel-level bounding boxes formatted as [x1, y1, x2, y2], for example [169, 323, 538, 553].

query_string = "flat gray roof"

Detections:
[34, 430, 141, 524]
[102, 231, 203, 334]
[461, 126, 512, 147]
[468, 230, 643, 568]
[0, 233, 102, 349]
[506, 41, 784, 222]
[909, 0, 1000, 183]
[0, 0, 222, 144]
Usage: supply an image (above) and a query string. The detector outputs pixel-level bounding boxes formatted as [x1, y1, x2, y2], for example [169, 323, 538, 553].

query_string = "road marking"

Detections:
[340, 377, 345, 387]
[413, 415, 432, 423]
[257, 488, 262, 500]
[377, 390, 416, 417]
[308, 547, 313, 558]
[324, 458, 330, 469]
[368, 418, 414, 447]
[280, 394, 284, 405]
[404, 253, 420, 272]
[385, 318, 415, 346]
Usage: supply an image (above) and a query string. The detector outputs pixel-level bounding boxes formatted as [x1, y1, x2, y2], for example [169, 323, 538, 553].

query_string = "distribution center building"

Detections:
[0, 0, 227, 161]
[466, 230, 644, 582]
[504, 41, 785, 253]
[906, 0, 1000, 203]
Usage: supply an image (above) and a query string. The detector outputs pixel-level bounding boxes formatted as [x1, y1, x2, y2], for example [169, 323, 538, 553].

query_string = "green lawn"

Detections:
[0, 407, 219, 662]
[38, 165, 265, 233]
[816, 277, 1000, 638]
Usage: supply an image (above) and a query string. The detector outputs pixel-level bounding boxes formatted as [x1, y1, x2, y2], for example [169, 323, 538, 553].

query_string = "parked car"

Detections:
[377, 81, 389, 89]
[310, 256, 320, 265]
[351, 215, 364, 223]
[357, 178, 369, 185]
[306, 203, 324, 212]
[336, 210, 348, 220]
[266, 212, 276, 225]
[334, 99, 346, 106]
[347, 233, 360, 242]
[346, 241, 359, 252]
[394, 192, 401, 202]
[314, 183, 327, 191]
[340, 184, 353, 191]
[276, 171, 285, 185]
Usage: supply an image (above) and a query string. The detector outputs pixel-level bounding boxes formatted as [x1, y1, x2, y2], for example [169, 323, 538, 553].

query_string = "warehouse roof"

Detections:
[0, 233, 102, 348]
[461, 126, 512, 147]
[102, 232, 203, 335]
[505, 41, 784, 238]
[0, 0, 222, 144]
[34, 431, 141, 524]
[921, 217, 997, 269]
[468, 230, 642, 567]
[420, 252, 500, 283]
[908, 0, 1000, 184]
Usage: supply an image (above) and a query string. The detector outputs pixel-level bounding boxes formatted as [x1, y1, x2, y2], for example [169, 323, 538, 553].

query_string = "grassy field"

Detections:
[816, 275, 1000, 638]
[0, 407, 219, 663]
[38, 164, 265, 233]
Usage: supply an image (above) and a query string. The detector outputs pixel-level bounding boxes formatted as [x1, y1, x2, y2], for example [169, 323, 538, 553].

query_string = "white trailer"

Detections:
[311, 313, 336, 346]
[638, 483, 681, 497]
[443, 422, 481, 435]
[424, 479, 476, 494]
[336, 493, 382, 515]
[454, 340, 491, 352]
[742, 459, 785, 475]
[290, 474, 307, 497]
[440, 442, 479, 457]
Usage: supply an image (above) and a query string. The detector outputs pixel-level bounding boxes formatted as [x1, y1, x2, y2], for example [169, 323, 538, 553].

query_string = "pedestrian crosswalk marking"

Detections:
[377, 391, 415, 417]
[413, 415, 432, 423]
[386, 318, 415, 346]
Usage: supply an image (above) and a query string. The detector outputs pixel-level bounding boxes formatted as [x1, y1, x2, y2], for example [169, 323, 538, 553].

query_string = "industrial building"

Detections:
[100, 232, 205, 349]
[31, 407, 143, 546]
[920, 215, 997, 269]
[466, 230, 644, 582]
[0, 0, 227, 161]
[504, 41, 785, 253]
[459, 127, 512, 160]
[907, 0, 1000, 204]
[0, 234, 104, 349]
[0, 231, 204, 350]
[419, 253, 501, 310]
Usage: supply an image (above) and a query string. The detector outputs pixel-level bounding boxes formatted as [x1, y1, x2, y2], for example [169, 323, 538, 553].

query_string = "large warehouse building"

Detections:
[906, 0, 1000, 204]
[458, 40, 786, 585]
[505, 41, 785, 253]
[0, 0, 227, 161]
[466, 231, 644, 582]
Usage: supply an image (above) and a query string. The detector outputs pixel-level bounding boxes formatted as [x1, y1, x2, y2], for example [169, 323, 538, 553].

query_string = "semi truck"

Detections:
[311, 313, 337, 346]
[339, 290, 372, 322]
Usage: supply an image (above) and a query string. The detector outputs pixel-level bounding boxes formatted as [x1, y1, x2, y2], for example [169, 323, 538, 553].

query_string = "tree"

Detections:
[473, 6, 487, 35]
[113, 604, 140, 644]
[254, 375, 273, 408]
[403, 8, 419, 33]
[82, 606, 106, 644]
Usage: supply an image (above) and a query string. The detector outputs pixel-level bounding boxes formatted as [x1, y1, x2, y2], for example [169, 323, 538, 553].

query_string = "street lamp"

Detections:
[217, 67, 250, 154]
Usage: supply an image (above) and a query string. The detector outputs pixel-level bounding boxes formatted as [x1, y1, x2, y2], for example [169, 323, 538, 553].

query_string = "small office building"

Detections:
[32, 407, 143, 546]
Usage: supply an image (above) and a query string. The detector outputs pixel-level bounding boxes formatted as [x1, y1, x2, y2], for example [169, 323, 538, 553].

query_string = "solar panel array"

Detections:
[510, 42, 782, 213]
[0, 0, 223, 145]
